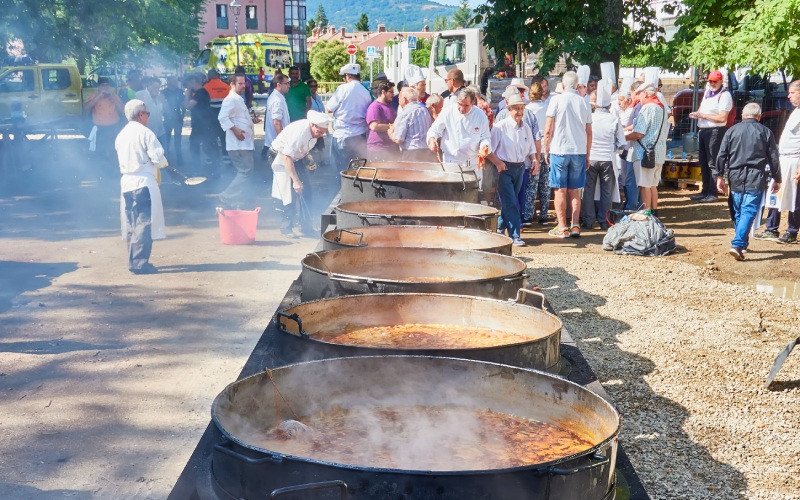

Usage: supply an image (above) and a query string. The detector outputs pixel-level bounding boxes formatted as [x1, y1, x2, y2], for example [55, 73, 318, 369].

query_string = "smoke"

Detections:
[214, 356, 612, 473]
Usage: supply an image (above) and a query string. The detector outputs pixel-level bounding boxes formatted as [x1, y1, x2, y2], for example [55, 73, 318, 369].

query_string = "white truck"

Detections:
[383, 28, 496, 95]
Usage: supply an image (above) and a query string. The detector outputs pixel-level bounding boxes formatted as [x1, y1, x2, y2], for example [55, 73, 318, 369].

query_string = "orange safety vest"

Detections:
[204, 78, 230, 108]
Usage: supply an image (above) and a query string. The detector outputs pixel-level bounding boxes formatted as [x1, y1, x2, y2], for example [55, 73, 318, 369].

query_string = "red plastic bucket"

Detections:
[217, 207, 260, 245]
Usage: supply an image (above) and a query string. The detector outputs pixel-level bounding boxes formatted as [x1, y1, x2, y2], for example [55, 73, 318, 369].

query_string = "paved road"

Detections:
[0, 137, 322, 498]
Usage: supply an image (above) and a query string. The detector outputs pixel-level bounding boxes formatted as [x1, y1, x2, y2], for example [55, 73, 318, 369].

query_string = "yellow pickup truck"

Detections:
[0, 63, 90, 132]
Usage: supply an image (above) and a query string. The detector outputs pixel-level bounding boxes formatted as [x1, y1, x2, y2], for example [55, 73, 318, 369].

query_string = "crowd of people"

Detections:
[106, 61, 800, 273]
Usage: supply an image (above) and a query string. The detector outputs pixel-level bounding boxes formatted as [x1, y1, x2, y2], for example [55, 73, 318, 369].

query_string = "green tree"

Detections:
[0, 0, 204, 72]
[309, 40, 367, 84]
[673, 0, 800, 75]
[314, 4, 329, 30]
[475, 0, 662, 74]
[306, 18, 317, 37]
[355, 13, 369, 32]
[410, 38, 432, 68]
[451, 0, 475, 29]
[433, 15, 450, 32]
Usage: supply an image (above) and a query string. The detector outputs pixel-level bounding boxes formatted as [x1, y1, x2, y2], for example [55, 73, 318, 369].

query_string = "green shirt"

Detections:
[285, 81, 311, 121]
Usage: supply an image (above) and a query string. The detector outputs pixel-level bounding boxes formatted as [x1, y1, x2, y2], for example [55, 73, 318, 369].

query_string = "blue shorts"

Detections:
[548, 154, 587, 189]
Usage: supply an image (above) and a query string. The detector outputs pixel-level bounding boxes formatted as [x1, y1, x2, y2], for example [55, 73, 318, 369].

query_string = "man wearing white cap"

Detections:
[390, 86, 435, 161]
[270, 110, 331, 236]
[582, 80, 626, 229]
[405, 64, 429, 104]
[625, 80, 669, 212]
[576, 65, 591, 97]
[542, 70, 592, 238]
[491, 93, 539, 246]
[326, 63, 372, 169]
[426, 87, 492, 181]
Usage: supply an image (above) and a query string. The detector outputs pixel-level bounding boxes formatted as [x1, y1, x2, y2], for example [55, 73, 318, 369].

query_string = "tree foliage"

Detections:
[452, 1, 476, 29]
[410, 38, 432, 68]
[355, 13, 369, 32]
[475, 0, 662, 74]
[306, 18, 317, 37]
[433, 15, 450, 32]
[309, 40, 367, 83]
[0, 0, 204, 71]
[314, 4, 329, 30]
[675, 0, 800, 75]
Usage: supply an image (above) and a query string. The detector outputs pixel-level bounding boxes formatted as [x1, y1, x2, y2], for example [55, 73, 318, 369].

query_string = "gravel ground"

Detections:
[517, 250, 800, 499]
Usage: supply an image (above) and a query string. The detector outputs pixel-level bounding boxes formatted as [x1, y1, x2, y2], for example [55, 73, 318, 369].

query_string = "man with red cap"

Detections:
[689, 70, 734, 202]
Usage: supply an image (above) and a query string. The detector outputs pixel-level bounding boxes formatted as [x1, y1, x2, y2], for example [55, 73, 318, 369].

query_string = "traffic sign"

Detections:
[366, 45, 377, 59]
[346, 44, 358, 56]
[407, 35, 417, 50]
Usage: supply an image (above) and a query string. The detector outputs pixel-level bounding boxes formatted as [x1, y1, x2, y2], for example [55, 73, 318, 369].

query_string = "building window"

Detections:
[284, 0, 306, 30]
[284, 1, 306, 63]
[216, 4, 228, 29]
[246, 6, 257, 29]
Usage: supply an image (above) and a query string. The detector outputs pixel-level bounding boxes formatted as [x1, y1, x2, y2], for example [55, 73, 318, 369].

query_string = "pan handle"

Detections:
[503, 272, 529, 282]
[548, 452, 609, 476]
[274, 311, 308, 338]
[463, 214, 489, 231]
[358, 213, 394, 221]
[214, 442, 283, 464]
[458, 168, 467, 191]
[335, 228, 365, 246]
[328, 274, 369, 284]
[512, 288, 552, 312]
[271, 480, 348, 499]
[353, 165, 379, 187]
[348, 158, 367, 169]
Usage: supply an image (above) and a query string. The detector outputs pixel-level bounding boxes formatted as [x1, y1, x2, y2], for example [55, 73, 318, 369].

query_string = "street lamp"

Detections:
[230, 0, 242, 67]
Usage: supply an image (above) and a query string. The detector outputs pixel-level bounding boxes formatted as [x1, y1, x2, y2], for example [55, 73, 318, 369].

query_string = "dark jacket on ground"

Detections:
[716, 118, 781, 192]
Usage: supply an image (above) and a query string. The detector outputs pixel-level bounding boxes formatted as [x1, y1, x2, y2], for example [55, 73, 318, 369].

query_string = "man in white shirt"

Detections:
[543, 71, 592, 238]
[758, 80, 800, 243]
[326, 63, 372, 170]
[271, 110, 331, 236]
[218, 74, 259, 209]
[426, 88, 492, 184]
[582, 82, 626, 229]
[389, 86, 435, 161]
[263, 73, 290, 162]
[115, 99, 168, 275]
[134, 77, 167, 145]
[689, 69, 734, 202]
[491, 94, 538, 246]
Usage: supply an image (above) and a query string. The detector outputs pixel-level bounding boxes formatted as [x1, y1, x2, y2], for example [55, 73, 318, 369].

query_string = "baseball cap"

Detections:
[707, 70, 723, 82]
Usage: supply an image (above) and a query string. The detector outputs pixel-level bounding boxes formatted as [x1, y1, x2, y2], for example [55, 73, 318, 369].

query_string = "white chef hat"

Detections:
[600, 62, 616, 86]
[339, 63, 361, 76]
[619, 76, 635, 97]
[404, 64, 425, 86]
[577, 65, 591, 87]
[596, 79, 612, 107]
[307, 110, 331, 128]
[643, 67, 660, 88]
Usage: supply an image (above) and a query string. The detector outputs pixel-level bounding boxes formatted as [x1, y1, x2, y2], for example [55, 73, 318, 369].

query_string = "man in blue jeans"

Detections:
[491, 94, 539, 246]
[543, 71, 593, 237]
[715, 103, 781, 260]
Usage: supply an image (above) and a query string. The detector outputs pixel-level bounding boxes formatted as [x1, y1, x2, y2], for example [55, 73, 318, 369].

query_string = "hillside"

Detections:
[307, 0, 456, 32]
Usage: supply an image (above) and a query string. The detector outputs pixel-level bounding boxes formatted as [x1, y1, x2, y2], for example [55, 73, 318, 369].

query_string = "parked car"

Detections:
[671, 70, 792, 141]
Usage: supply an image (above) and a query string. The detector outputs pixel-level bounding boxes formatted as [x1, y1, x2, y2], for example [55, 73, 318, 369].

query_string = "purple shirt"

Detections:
[365, 100, 397, 151]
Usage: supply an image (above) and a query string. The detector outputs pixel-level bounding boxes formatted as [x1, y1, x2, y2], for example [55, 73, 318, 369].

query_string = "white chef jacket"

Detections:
[589, 109, 626, 162]
[326, 80, 372, 139]
[134, 89, 166, 138]
[697, 88, 733, 129]
[491, 116, 535, 163]
[218, 90, 254, 151]
[546, 89, 592, 155]
[264, 90, 290, 148]
[270, 119, 319, 205]
[426, 104, 491, 168]
[115, 120, 168, 240]
[779, 107, 800, 156]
